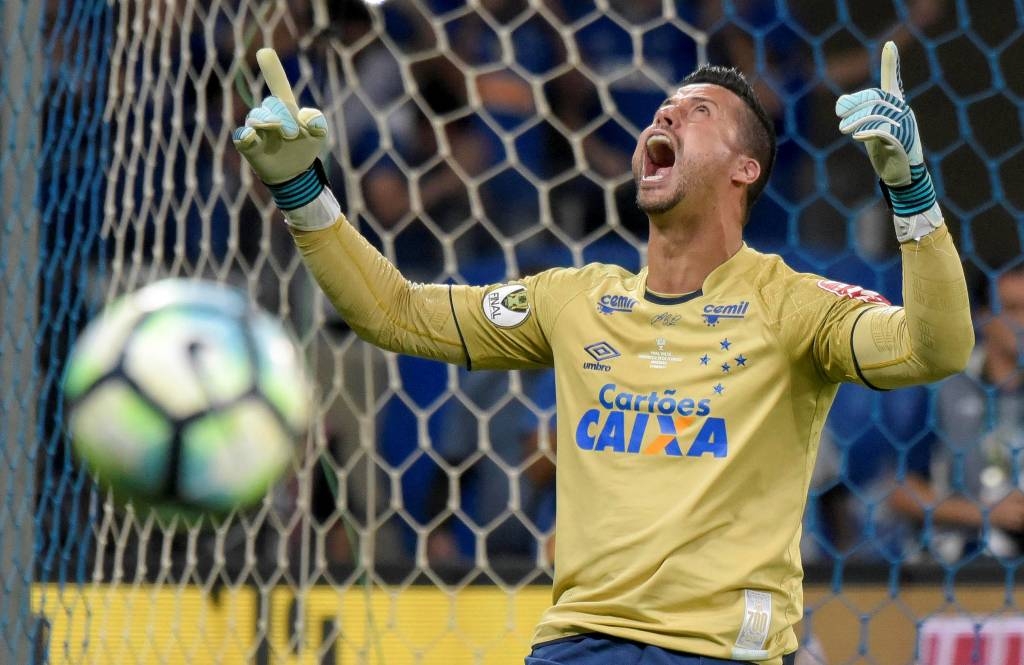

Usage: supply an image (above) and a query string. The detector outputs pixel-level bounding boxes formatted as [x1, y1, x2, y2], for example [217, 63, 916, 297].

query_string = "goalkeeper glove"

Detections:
[233, 48, 338, 230]
[835, 41, 942, 243]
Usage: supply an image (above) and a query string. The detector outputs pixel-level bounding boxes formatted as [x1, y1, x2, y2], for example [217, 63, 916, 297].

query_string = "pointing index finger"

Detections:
[257, 47, 300, 119]
[880, 41, 903, 101]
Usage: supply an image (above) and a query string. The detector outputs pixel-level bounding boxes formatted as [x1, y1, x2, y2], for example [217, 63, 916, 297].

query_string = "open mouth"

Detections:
[643, 135, 676, 182]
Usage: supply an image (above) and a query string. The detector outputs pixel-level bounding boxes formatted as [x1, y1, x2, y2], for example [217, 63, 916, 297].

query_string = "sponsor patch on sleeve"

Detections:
[815, 279, 891, 305]
[482, 284, 531, 328]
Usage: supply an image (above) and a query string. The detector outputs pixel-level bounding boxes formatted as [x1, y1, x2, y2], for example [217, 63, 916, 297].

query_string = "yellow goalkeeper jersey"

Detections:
[448, 244, 891, 663]
[290, 205, 970, 662]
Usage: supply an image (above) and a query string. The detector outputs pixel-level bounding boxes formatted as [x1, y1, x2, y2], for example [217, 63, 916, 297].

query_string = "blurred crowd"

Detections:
[33, 0, 1024, 588]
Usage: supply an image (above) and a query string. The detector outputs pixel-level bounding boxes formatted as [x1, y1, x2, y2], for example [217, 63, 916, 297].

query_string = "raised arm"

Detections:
[232, 48, 466, 364]
[835, 42, 973, 388]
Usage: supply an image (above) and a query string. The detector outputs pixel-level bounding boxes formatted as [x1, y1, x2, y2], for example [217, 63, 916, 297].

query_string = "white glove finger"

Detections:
[245, 106, 283, 134]
[836, 98, 905, 125]
[836, 89, 884, 117]
[850, 128, 903, 149]
[835, 88, 907, 119]
[260, 97, 300, 139]
[297, 107, 328, 138]
[880, 41, 904, 101]
[839, 112, 900, 136]
[232, 125, 263, 155]
[257, 48, 300, 119]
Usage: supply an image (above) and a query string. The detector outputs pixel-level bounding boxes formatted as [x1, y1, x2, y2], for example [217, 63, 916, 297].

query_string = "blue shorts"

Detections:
[526, 634, 797, 665]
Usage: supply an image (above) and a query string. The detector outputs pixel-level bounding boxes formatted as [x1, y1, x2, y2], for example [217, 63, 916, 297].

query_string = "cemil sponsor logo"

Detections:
[575, 383, 728, 457]
[702, 301, 750, 326]
[597, 294, 637, 315]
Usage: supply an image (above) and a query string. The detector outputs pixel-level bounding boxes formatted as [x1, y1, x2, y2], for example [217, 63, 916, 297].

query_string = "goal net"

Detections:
[2, 0, 1021, 663]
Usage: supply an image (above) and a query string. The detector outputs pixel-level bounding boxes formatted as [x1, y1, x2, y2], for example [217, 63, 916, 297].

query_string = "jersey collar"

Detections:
[644, 289, 703, 305]
[641, 243, 760, 305]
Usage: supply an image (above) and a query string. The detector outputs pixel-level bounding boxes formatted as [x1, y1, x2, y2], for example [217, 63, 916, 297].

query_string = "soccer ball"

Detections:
[63, 278, 310, 521]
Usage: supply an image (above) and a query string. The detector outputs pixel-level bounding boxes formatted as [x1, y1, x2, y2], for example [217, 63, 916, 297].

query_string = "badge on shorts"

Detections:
[482, 284, 531, 328]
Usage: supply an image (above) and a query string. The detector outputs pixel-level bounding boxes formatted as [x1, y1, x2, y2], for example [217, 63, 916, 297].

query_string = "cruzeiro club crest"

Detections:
[483, 284, 531, 328]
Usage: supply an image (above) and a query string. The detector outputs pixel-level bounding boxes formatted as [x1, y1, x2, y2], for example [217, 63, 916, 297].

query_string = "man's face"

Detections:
[985, 271, 1024, 368]
[632, 83, 747, 217]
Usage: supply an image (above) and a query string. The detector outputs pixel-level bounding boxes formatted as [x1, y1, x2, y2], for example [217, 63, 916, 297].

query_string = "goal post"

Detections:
[1, 0, 44, 661]
[7, 1, 1023, 663]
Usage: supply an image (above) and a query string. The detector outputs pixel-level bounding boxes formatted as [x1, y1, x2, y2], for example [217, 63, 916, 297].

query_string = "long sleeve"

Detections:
[850, 225, 975, 388]
[290, 215, 468, 365]
[289, 205, 561, 371]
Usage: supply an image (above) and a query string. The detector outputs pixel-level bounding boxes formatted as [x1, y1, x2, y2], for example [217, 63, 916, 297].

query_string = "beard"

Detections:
[636, 187, 683, 215]
[633, 151, 724, 218]
[634, 171, 687, 216]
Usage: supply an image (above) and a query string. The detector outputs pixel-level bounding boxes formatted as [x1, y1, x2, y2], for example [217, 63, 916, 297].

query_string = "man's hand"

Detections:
[233, 48, 328, 211]
[835, 41, 942, 242]
[989, 491, 1024, 534]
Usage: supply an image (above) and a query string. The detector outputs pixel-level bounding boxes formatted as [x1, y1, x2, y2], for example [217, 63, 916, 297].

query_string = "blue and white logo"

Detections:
[597, 294, 637, 315]
[702, 301, 750, 326]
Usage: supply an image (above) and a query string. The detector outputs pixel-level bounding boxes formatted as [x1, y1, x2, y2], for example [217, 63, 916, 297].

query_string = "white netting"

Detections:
[63, 1, 706, 661]
[17, 0, 1023, 663]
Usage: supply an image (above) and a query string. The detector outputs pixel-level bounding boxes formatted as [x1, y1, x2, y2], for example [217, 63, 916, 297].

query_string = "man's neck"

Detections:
[645, 209, 744, 295]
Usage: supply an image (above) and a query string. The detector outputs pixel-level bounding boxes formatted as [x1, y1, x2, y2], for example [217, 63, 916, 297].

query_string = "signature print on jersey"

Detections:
[651, 312, 682, 327]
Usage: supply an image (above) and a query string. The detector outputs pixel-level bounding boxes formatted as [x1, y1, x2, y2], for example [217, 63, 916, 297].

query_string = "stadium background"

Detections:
[2, 0, 1023, 663]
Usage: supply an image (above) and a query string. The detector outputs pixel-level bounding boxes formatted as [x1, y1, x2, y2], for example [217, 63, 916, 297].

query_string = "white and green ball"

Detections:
[63, 279, 310, 520]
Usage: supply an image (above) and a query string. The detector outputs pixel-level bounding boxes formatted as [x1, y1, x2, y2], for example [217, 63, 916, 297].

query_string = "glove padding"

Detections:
[835, 41, 941, 242]
[233, 49, 329, 211]
[233, 97, 327, 185]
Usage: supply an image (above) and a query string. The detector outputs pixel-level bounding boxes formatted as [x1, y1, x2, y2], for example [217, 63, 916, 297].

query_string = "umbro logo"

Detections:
[583, 341, 620, 372]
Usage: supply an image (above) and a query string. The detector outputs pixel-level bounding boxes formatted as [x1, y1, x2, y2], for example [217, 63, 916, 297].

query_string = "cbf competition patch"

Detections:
[482, 284, 531, 328]
[815, 280, 891, 305]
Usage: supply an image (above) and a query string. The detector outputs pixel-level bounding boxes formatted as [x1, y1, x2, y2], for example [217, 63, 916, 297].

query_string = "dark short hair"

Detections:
[680, 64, 776, 211]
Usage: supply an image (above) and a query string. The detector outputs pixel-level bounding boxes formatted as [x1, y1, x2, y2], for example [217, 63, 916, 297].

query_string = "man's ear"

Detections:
[732, 156, 761, 187]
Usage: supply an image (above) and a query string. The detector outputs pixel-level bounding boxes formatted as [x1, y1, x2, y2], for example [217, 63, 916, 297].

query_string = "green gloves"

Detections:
[836, 41, 942, 242]
[233, 48, 332, 218]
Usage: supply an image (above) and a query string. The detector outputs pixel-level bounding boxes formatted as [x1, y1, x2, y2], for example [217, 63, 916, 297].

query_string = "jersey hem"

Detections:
[531, 626, 795, 665]
[530, 632, 596, 649]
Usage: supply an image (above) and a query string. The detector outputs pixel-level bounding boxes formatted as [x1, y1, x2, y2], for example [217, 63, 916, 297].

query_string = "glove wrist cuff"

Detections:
[878, 164, 943, 242]
[883, 163, 936, 217]
[892, 202, 943, 243]
[267, 159, 328, 211]
[282, 187, 342, 232]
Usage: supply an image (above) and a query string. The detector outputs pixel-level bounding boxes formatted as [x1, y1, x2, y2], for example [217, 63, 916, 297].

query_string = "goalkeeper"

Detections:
[234, 43, 973, 665]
